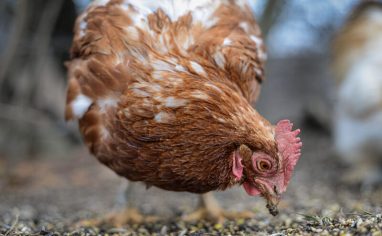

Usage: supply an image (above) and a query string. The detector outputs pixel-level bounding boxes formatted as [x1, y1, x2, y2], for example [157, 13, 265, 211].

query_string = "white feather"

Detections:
[123, 0, 223, 22]
[190, 61, 206, 76]
[213, 51, 225, 69]
[223, 38, 232, 46]
[98, 98, 118, 113]
[72, 94, 92, 119]
[165, 97, 188, 108]
[92, 0, 109, 6]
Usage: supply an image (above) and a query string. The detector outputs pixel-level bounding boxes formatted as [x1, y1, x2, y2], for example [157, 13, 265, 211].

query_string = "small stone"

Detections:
[178, 229, 187, 236]
[310, 227, 322, 233]
[160, 225, 167, 235]
[214, 223, 223, 230]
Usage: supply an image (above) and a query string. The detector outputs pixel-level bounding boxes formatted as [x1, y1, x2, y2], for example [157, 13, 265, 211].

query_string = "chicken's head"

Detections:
[232, 120, 302, 216]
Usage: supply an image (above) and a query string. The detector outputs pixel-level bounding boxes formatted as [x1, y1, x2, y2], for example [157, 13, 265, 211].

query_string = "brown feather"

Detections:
[66, 0, 274, 193]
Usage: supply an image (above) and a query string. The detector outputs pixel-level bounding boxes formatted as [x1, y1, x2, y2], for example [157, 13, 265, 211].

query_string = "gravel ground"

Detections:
[1, 213, 382, 235]
[0, 57, 381, 235]
[1, 116, 381, 235]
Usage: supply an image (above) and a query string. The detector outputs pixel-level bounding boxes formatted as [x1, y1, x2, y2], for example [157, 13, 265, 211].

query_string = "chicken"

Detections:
[332, 1, 382, 188]
[65, 0, 302, 223]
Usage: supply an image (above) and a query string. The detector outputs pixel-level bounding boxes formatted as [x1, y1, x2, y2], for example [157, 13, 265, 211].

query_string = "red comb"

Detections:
[275, 120, 302, 192]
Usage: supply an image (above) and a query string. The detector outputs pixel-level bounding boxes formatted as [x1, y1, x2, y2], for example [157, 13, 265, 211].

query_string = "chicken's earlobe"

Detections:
[232, 144, 254, 181]
[232, 151, 243, 181]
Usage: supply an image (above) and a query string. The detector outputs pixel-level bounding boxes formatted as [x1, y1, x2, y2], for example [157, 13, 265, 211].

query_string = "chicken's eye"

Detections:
[257, 160, 272, 172]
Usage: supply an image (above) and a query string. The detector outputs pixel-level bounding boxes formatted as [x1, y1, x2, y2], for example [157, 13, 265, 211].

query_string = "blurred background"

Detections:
[0, 0, 381, 233]
[0, 0, 359, 160]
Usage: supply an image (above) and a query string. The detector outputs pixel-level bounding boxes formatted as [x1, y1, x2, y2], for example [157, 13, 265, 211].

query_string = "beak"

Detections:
[252, 178, 282, 216]
[265, 188, 280, 216]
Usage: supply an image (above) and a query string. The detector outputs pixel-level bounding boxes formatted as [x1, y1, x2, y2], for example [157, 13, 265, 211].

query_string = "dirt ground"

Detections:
[0, 57, 381, 235]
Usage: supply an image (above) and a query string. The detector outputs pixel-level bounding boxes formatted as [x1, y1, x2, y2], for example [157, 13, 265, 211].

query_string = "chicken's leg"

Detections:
[75, 181, 156, 227]
[102, 181, 150, 225]
[182, 193, 254, 223]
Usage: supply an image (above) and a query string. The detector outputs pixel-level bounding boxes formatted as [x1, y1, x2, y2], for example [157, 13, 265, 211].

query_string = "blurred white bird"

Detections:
[332, 1, 382, 187]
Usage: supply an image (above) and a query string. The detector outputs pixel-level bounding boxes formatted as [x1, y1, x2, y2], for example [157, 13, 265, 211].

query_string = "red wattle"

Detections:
[243, 181, 261, 196]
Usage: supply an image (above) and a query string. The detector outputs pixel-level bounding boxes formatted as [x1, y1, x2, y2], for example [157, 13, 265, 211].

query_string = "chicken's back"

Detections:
[65, 0, 268, 192]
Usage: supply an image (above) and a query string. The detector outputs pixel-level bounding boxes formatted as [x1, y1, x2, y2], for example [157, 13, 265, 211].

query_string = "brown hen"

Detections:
[66, 0, 302, 224]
